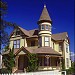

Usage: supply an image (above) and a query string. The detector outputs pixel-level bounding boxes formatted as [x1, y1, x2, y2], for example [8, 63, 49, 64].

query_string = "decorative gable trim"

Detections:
[15, 46, 30, 55]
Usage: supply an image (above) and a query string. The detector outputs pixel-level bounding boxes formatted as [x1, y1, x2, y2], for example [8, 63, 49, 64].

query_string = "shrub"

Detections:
[27, 53, 38, 72]
[0, 68, 11, 74]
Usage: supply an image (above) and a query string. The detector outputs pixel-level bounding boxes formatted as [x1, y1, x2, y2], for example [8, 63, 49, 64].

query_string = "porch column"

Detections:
[50, 57, 51, 66]
[15, 56, 19, 69]
[45, 55, 50, 66]
[59, 57, 62, 70]
[42, 56, 44, 66]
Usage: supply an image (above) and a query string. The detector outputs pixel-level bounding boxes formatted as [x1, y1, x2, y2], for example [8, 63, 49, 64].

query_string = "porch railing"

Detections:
[0, 70, 66, 75]
[38, 66, 60, 70]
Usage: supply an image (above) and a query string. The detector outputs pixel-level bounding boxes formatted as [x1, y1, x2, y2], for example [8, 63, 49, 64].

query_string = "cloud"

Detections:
[70, 52, 75, 61]
[70, 52, 75, 57]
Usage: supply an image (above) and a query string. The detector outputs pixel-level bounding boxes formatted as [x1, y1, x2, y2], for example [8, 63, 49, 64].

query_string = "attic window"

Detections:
[16, 30, 20, 35]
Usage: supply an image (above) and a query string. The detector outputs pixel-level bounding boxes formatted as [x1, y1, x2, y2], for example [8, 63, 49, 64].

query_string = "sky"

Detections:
[2, 0, 74, 55]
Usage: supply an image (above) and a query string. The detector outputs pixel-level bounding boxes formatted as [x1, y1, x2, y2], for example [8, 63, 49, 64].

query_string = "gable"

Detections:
[18, 50, 26, 55]
[15, 46, 30, 55]
[10, 26, 29, 38]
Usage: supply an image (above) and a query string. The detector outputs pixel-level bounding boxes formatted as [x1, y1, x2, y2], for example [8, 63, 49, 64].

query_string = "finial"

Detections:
[44, 4, 46, 8]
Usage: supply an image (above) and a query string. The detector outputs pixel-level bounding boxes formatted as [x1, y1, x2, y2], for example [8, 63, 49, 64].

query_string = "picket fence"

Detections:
[0, 71, 66, 75]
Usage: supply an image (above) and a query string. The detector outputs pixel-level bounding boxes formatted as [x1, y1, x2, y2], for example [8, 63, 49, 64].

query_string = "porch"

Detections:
[38, 55, 62, 71]
[12, 46, 62, 72]
[13, 55, 62, 72]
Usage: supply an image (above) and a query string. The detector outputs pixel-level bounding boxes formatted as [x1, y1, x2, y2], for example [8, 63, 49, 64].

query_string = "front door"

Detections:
[18, 55, 28, 70]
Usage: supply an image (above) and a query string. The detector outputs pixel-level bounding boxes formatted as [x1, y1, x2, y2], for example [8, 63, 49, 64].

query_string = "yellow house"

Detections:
[3, 5, 71, 72]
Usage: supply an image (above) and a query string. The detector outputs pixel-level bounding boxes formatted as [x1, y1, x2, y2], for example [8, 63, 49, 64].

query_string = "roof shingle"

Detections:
[52, 32, 68, 41]
[33, 47, 61, 55]
[38, 5, 52, 24]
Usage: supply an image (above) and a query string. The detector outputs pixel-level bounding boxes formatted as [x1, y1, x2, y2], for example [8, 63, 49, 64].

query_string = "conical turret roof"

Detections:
[37, 5, 52, 24]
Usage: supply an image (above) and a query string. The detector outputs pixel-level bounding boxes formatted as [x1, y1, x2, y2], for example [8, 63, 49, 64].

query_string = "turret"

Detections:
[37, 5, 52, 47]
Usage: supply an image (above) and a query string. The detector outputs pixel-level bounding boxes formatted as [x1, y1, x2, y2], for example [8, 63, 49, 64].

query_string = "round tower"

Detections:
[37, 5, 52, 47]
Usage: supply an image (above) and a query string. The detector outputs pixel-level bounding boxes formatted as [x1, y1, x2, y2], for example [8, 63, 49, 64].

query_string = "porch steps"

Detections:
[15, 70, 24, 73]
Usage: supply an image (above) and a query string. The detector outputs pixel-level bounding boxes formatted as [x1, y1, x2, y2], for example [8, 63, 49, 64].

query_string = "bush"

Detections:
[27, 53, 38, 72]
[65, 62, 75, 75]
[0, 68, 11, 74]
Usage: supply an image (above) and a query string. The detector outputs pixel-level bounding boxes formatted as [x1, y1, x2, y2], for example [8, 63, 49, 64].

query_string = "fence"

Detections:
[0, 71, 66, 75]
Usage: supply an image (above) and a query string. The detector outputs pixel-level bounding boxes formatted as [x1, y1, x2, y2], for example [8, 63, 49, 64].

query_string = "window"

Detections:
[39, 37, 42, 47]
[45, 37, 49, 46]
[44, 57, 50, 66]
[31, 40, 35, 46]
[53, 42, 54, 49]
[44, 57, 47, 66]
[16, 30, 20, 35]
[39, 57, 42, 66]
[14, 40, 20, 48]
[66, 44, 68, 53]
[66, 58, 69, 68]
[45, 25, 49, 30]
[41, 25, 45, 30]
[49, 26, 51, 32]
[59, 42, 63, 52]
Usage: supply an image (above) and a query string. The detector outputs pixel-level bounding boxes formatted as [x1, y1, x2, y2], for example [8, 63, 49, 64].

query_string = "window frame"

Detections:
[59, 42, 63, 52]
[14, 40, 20, 48]
[66, 44, 68, 53]
[66, 58, 69, 68]
[41, 25, 45, 30]
[31, 40, 35, 46]
[53, 42, 54, 49]
[45, 25, 49, 30]
[44, 36, 49, 46]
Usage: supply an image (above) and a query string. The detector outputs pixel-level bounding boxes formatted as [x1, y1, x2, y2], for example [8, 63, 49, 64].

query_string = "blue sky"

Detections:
[3, 0, 74, 53]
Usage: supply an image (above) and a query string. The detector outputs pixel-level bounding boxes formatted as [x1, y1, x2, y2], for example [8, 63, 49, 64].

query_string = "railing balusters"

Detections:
[0, 71, 66, 75]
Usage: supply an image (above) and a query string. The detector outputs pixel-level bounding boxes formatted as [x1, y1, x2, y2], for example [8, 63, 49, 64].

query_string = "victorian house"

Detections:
[3, 5, 71, 72]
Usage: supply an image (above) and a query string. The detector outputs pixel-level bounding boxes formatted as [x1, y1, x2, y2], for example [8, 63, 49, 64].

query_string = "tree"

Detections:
[3, 47, 15, 73]
[27, 53, 38, 72]
[0, 0, 17, 53]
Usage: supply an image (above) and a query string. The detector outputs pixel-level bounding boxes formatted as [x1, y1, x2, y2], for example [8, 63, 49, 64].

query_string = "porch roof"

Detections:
[33, 47, 61, 56]
[3, 47, 61, 56]
[2, 46, 34, 55]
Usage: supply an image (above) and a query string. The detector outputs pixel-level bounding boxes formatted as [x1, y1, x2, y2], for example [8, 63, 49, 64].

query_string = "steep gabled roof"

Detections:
[2, 46, 34, 55]
[52, 32, 68, 41]
[28, 29, 38, 37]
[18, 27, 30, 36]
